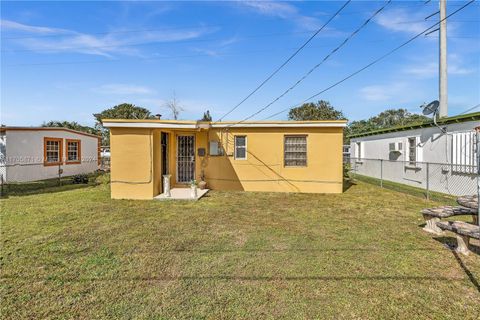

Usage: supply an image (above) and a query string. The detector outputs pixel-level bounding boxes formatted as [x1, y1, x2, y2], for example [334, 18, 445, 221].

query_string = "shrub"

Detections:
[72, 174, 89, 184]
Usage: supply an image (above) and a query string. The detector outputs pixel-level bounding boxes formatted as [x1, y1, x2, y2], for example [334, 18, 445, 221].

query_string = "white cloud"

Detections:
[404, 62, 437, 78]
[404, 56, 475, 78]
[359, 82, 413, 102]
[94, 84, 154, 95]
[241, 1, 297, 18]
[2, 19, 217, 57]
[238, 1, 325, 31]
[374, 8, 429, 35]
[0, 19, 71, 35]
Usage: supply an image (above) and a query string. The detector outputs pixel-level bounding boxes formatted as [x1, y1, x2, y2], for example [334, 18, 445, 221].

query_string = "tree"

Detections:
[200, 110, 212, 121]
[288, 100, 346, 121]
[42, 121, 97, 135]
[93, 103, 155, 122]
[93, 103, 156, 145]
[164, 92, 184, 120]
[346, 108, 431, 142]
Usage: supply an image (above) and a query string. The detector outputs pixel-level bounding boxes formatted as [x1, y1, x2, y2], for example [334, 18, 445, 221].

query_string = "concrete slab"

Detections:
[154, 188, 209, 201]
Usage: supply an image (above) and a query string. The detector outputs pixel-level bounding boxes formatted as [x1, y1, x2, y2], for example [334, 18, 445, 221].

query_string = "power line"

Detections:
[4, 31, 477, 67]
[221, 0, 392, 127]
[261, 0, 477, 121]
[215, 0, 352, 122]
[459, 104, 480, 115]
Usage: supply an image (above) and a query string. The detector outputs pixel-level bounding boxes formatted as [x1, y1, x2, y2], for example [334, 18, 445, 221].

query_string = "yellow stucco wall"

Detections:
[109, 126, 344, 199]
[110, 128, 157, 199]
[203, 127, 343, 193]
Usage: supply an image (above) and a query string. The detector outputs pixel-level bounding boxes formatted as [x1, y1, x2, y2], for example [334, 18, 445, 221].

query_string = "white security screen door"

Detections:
[177, 135, 195, 183]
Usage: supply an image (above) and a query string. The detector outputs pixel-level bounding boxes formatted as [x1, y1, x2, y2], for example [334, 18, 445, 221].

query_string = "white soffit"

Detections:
[103, 121, 346, 129]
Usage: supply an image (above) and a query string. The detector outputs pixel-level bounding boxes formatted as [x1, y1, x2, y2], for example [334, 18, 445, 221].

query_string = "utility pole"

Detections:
[439, 0, 448, 118]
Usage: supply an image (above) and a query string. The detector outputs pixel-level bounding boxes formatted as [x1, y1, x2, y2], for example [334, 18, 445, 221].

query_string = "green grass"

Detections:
[1, 178, 479, 319]
[351, 173, 458, 204]
[1, 172, 103, 197]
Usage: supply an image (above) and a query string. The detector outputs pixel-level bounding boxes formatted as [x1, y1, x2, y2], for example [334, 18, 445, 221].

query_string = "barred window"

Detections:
[284, 135, 307, 167]
[234, 136, 247, 160]
[66, 139, 81, 163]
[452, 131, 477, 174]
[44, 137, 63, 165]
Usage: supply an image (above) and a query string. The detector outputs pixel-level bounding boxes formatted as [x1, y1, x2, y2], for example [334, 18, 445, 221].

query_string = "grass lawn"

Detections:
[1, 178, 479, 319]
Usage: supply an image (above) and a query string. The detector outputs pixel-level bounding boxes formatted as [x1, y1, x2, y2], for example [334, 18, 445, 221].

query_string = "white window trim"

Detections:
[451, 131, 478, 174]
[234, 135, 247, 160]
[356, 142, 362, 159]
[406, 136, 422, 168]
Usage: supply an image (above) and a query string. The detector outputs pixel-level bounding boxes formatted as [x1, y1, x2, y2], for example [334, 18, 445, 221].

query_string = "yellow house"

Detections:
[102, 119, 347, 199]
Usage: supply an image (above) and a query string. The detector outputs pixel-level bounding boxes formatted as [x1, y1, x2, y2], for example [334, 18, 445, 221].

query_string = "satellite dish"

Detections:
[421, 100, 439, 115]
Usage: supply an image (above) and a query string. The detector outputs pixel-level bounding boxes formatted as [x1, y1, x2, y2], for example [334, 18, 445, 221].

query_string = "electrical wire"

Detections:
[223, 0, 393, 127]
[215, 0, 352, 122]
[261, 0, 477, 121]
[458, 104, 480, 115]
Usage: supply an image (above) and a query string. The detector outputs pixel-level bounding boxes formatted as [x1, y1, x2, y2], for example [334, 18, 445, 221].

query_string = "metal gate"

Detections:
[176, 135, 195, 183]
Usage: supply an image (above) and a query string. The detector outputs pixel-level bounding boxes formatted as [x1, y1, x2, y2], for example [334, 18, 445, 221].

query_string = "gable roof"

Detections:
[348, 112, 480, 139]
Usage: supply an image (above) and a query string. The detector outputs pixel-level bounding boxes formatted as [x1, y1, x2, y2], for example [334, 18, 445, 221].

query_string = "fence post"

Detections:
[58, 164, 62, 186]
[380, 159, 383, 188]
[426, 162, 430, 201]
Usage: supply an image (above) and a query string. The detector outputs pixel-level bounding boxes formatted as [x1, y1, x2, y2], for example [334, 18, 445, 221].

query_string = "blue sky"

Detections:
[1, 0, 479, 127]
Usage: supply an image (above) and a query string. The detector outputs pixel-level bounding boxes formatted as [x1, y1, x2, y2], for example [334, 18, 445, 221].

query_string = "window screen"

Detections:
[284, 135, 307, 167]
[234, 136, 247, 160]
[46, 140, 60, 163]
[67, 140, 80, 161]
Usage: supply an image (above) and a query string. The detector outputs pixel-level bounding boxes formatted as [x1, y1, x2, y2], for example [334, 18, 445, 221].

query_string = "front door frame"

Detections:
[176, 134, 196, 183]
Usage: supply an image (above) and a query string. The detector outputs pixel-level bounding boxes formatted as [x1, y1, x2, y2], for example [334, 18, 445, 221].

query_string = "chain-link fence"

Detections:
[347, 157, 478, 203]
[0, 160, 103, 197]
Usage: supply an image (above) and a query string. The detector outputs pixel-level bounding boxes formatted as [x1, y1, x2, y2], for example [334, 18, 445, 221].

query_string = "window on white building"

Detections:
[452, 131, 477, 174]
[408, 137, 416, 165]
[356, 142, 362, 159]
[44, 137, 63, 166]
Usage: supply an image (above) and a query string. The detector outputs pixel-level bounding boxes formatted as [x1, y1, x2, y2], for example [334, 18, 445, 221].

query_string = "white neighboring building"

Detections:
[0, 127, 100, 183]
[349, 112, 479, 196]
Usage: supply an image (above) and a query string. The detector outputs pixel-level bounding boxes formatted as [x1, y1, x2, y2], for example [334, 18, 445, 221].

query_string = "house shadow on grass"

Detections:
[433, 236, 480, 293]
[343, 179, 356, 192]
[0, 174, 102, 198]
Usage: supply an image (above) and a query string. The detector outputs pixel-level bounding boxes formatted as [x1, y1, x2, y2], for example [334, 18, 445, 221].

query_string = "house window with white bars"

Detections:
[452, 131, 478, 174]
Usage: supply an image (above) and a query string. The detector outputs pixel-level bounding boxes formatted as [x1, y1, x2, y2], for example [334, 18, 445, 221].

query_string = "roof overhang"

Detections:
[102, 121, 197, 129]
[1, 126, 100, 139]
[101, 119, 347, 129]
[210, 122, 347, 128]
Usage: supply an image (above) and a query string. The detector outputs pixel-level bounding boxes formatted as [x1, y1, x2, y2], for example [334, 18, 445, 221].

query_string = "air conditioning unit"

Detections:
[389, 142, 403, 153]
[209, 141, 222, 156]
